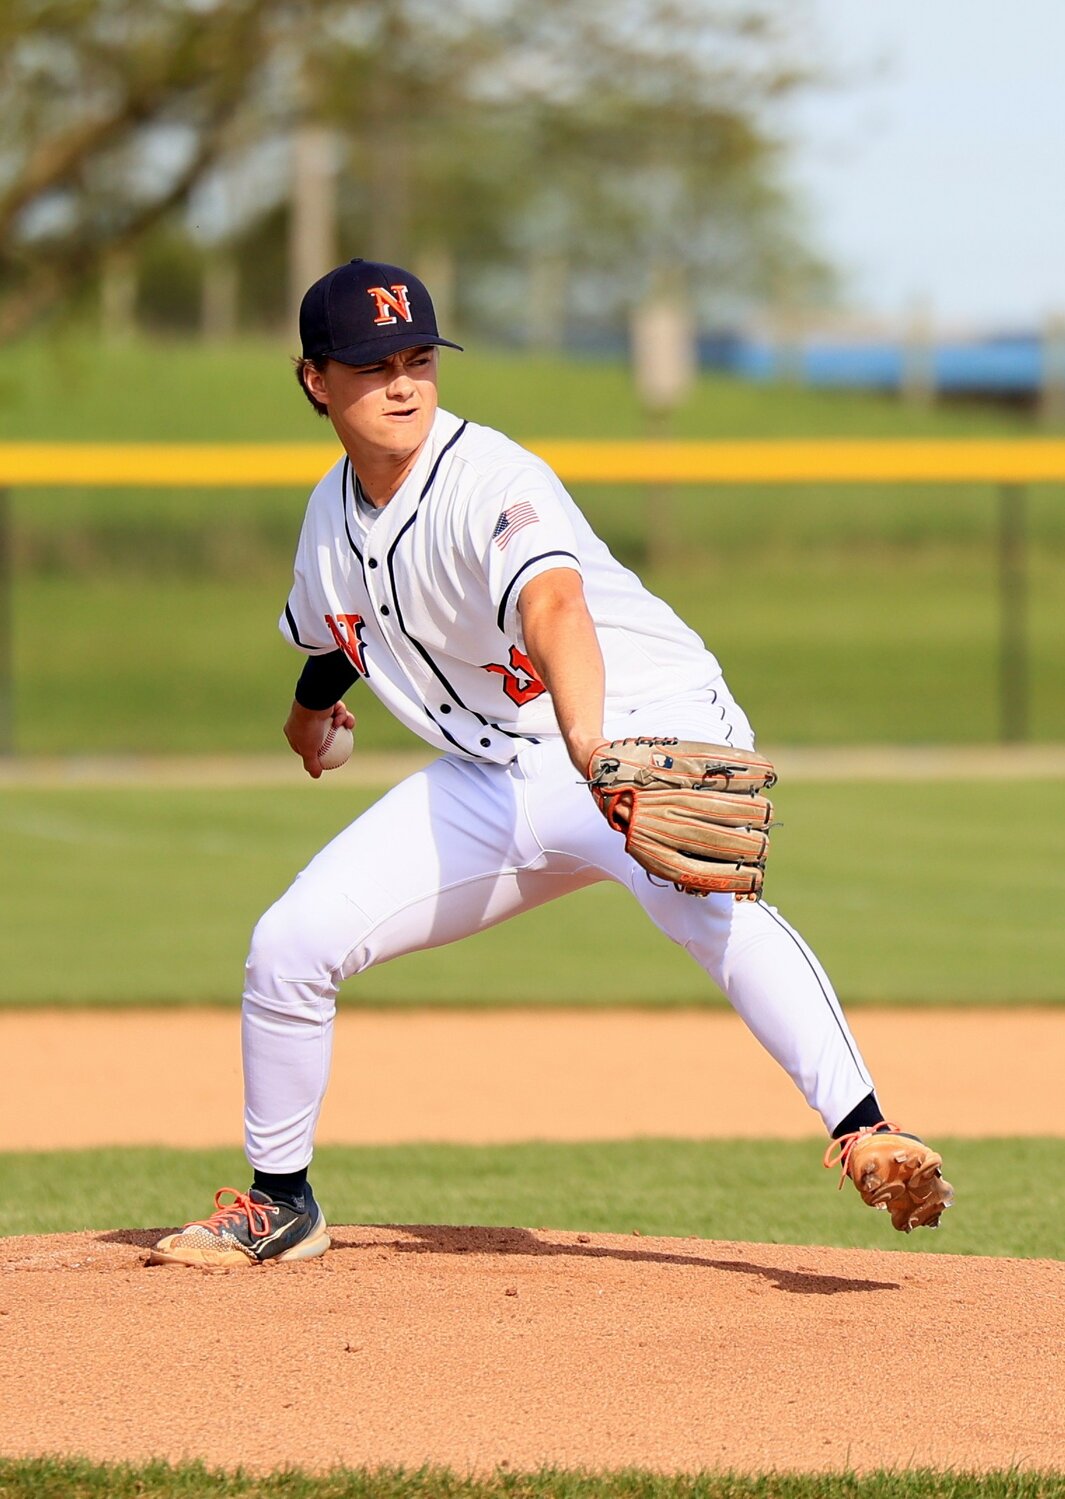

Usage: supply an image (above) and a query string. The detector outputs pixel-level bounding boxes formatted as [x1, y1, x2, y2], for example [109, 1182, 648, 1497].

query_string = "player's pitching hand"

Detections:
[284, 699, 355, 779]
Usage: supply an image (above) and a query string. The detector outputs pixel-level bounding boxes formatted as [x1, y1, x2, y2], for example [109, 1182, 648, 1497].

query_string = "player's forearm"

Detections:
[520, 586, 606, 775]
[295, 649, 359, 710]
[287, 651, 358, 778]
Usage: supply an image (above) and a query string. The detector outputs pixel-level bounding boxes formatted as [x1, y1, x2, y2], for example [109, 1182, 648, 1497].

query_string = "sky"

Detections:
[789, 0, 1065, 331]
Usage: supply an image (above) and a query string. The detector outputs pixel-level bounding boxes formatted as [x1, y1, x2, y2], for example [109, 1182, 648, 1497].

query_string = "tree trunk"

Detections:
[415, 245, 457, 335]
[100, 248, 137, 341]
[526, 251, 568, 351]
[288, 123, 338, 328]
[201, 253, 239, 341]
[902, 298, 935, 408]
[1040, 312, 1065, 427]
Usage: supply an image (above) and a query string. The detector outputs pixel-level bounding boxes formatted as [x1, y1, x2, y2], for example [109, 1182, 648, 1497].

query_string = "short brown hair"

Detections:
[293, 355, 330, 417]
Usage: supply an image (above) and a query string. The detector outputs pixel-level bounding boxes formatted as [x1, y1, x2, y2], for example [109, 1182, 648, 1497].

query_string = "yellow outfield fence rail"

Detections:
[0, 438, 1060, 755]
[2, 437, 1065, 485]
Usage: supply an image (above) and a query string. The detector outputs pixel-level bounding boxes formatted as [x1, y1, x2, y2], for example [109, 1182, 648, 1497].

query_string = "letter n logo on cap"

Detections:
[367, 284, 413, 326]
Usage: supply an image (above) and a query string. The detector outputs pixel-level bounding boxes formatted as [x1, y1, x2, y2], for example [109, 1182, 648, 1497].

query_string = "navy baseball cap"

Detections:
[299, 258, 463, 365]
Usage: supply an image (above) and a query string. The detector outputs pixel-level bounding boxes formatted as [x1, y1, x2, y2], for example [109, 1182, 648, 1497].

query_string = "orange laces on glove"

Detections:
[184, 1187, 274, 1236]
[823, 1121, 901, 1189]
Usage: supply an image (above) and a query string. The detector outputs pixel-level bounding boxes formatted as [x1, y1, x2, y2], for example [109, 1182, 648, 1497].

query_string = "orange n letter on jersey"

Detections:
[367, 284, 413, 326]
[325, 613, 369, 675]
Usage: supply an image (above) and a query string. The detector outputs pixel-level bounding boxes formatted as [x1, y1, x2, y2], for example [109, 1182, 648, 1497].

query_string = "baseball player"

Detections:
[150, 258, 952, 1267]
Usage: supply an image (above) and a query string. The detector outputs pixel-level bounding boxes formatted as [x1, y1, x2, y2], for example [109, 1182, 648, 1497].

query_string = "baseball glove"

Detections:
[825, 1124, 954, 1232]
[586, 737, 777, 897]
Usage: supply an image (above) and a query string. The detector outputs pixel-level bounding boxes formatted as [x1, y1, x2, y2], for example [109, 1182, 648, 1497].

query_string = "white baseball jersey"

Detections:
[282, 408, 728, 764]
[245, 407, 878, 1179]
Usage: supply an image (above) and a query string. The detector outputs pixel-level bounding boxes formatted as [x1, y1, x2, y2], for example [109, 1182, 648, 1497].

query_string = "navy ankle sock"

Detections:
[252, 1169, 310, 1210]
[831, 1092, 885, 1140]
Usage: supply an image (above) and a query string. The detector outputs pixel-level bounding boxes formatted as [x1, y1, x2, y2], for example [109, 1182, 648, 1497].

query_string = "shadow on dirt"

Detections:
[89, 1224, 900, 1294]
[334, 1224, 901, 1296]
[97, 1228, 172, 1248]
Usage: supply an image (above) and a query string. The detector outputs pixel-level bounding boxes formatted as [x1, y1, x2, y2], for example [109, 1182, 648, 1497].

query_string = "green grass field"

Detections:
[13, 543, 1065, 754]
[2, 778, 1062, 1006]
[2, 1458, 1061, 1498]
[4, 334, 1065, 753]
[3, 335, 1061, 1499]
[0, 333, 1050, 443]
[3, 1138, 1058, 1259]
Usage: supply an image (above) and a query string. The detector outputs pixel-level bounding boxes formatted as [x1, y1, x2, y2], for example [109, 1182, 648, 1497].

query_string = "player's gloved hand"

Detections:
[586, 737, 777, 897]
[284, 699, 355, 779]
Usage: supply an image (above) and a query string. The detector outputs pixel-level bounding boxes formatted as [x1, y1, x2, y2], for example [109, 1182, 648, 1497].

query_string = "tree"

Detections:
[0, 0, 827, 341]
[484, 0, 828, 331]
[0, 0, 276, 337]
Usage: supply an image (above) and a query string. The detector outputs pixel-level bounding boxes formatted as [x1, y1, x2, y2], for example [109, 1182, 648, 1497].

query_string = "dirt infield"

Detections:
[1, 1225, 1062, 1475]
[3, 1006, 1062, 1477]
[0, 1006, 1061, 1151]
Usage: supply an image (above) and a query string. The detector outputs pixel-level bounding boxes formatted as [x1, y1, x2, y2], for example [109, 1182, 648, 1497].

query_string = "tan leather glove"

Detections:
[587, 738, 777, 897]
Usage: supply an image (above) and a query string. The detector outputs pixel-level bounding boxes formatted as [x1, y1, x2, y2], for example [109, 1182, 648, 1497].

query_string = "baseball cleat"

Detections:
[824, 1121, 954, 1232]
[148, 1186, 330, 1267]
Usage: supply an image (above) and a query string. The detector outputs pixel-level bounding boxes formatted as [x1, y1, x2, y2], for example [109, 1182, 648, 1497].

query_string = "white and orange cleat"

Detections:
[825, 1122, 954, 1232]
[148, 1186, 330, 1267]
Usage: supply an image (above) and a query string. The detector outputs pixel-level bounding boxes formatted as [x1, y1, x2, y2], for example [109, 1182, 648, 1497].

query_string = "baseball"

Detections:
[317, 722, 353, 770]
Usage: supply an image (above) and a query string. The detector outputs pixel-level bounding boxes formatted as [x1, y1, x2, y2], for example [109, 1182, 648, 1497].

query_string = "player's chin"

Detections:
[379, 413, 431, 447]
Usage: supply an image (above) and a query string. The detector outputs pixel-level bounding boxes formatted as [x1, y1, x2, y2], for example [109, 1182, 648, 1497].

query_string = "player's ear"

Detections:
[301, 358, 330, 408]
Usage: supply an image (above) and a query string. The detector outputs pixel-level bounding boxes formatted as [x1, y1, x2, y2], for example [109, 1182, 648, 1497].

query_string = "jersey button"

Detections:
[368, 558, 378, 569]
[440, 704, 452, 714]
[479, 737, 491, 748]
[380, 604, 390, 616]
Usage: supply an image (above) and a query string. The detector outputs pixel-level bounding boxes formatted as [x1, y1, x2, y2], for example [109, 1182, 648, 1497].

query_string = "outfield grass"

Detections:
[2, 780, 1063, 1007]
[2, 1138, 1058, 1260]
[4, 337, 1061, 1499]
[15, 339, 1063, 585]
[13, 543, 1065, 754]
[0, 333, 1049, 443]
[0, 1457, 1061, 1498]
[5, 335, 1065, 754]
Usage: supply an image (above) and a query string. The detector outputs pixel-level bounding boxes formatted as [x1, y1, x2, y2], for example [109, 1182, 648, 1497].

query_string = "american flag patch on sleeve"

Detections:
[492, 501, 539, 549]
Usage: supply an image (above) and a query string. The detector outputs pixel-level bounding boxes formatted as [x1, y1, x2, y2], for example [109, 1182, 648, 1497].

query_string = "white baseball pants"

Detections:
[242, 694, 874, 1171]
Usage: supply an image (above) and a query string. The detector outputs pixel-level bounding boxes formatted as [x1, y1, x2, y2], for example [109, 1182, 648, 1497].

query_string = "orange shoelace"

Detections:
[823, 1120, 901, 1189]
[185, 1187, 274, 1236]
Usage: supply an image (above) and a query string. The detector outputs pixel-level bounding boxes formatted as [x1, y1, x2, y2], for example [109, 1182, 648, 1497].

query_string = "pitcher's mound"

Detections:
[1, 1226, 1061, 1475]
